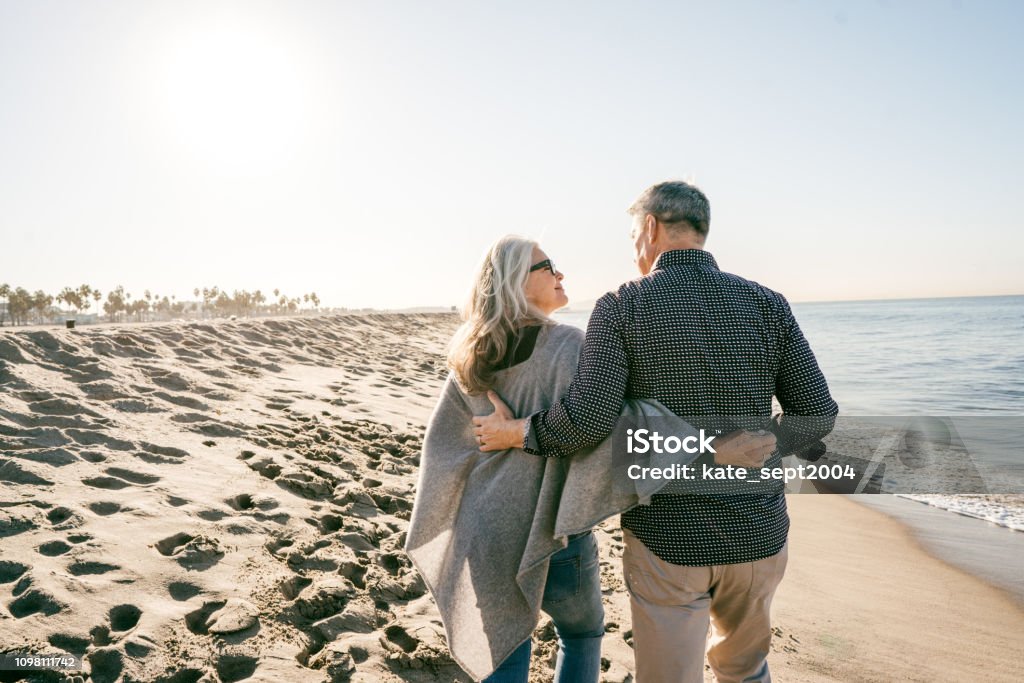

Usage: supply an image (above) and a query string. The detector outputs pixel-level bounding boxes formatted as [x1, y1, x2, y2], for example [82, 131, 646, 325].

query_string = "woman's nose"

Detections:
[555, 270, 564, 280]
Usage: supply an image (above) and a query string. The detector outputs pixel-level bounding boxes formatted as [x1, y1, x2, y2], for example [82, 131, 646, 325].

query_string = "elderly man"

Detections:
[474, 180, 838, 682]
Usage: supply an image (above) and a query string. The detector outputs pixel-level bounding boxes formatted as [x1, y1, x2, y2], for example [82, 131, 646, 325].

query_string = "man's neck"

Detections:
[653, 242, 705, 261]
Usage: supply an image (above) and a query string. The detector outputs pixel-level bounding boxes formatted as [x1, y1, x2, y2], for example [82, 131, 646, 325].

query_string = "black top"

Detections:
[524, 249, 838, 566]
[498, 325, 542, 369]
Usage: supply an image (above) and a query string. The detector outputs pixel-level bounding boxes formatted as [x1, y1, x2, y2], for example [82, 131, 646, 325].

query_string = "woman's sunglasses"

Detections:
[529, 259, 557, 275]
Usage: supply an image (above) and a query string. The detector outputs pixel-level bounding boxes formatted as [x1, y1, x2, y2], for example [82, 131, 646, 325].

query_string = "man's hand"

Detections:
[471, 391, 527, 452]
[713, 430, 777, 468]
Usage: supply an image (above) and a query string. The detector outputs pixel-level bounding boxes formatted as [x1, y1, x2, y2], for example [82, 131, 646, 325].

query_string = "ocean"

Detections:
[553, 294, 1024, 602]
[555, 294, 1024, 416]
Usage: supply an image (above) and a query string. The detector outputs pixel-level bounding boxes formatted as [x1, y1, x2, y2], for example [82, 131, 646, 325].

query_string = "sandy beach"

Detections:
[2, 314, 1022, 682]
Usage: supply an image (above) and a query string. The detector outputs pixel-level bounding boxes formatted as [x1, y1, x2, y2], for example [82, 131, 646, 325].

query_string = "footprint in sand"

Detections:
[215, 654, 259, 683]
[292, 579, 351, 621]
[279, 575, 313, 600]
[83, 467, 161, 489]
[315, 514, 344, 534]
[168, 412, 211, 424]
[155, 532, 195, 556]
[143, 368, 192, 392]
[152, 391, 209, 411]
[103, 467, 161, 485]
[196, 509, 229, 521]
[110, 398, 162, 414]
[185, 599, 259, 636]
[81, 476, 133, 490]
[168, 581, 201, 601]
[124, 637, 156, 658]
[0, 561, 29, 584]
[225, 493, 258, 511]
[77, 380, 129, 401]
[37, 540, 72, 556]
[154, 532, 225, 569]
[109, 603, 142, 631]
[0, 459, 54, 486]
[88, 502, 125, 516]
[276, 471, 335, 500]
[47, 632, 90, 655]
[7, 425, 69, 450]
[338, 561, 368, 590]
[64, 428, 135, 451]
[90, 624, 112, 646]
[67, 561, 120, 576]
[27, 396, 101, 417]
[264, 536, 295, 558]
[265, 401, 293, 410]
[171, 347, 204, 361]
[46, 506, 82, 529]
[238, 450, 278, 480]
[136, 441, 190, 464]
[383, 624, 420, 653]
[11, 447, 78, 467]
[193, 422, 244, 438]
[375, 552, 410, 577]
[8, 589, 64, 618]
[86, 647, 123, 683]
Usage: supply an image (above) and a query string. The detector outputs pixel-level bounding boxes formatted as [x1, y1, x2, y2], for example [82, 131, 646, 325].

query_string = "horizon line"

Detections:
[547, 291, 1024, 313]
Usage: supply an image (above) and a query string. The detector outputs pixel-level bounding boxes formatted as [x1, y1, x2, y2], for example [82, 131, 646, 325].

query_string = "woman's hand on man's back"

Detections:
[713, 430, 778, 468]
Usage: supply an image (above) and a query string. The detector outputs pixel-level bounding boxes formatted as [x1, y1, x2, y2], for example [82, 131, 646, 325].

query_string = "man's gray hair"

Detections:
[628, 181, 711, 237]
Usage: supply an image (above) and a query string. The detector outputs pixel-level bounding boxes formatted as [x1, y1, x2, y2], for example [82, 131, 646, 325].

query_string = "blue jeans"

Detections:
[483, 530, 605, 683]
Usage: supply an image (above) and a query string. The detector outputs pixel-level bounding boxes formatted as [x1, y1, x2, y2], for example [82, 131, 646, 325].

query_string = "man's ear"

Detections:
[645, 214, 659, 243]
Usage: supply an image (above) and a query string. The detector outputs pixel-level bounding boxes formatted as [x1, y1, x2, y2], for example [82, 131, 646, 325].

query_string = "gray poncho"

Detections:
[405, 324, 700, 680]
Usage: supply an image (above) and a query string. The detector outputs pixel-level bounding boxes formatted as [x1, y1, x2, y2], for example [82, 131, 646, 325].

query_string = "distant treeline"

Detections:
[0, 283, 325, 326]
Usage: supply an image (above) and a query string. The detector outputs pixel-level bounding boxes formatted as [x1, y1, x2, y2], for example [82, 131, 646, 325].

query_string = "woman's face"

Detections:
[524, 246, 568, 315]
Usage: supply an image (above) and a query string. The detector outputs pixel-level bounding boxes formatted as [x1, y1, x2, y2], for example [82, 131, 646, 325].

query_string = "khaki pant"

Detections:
[622, 529, 788, 683]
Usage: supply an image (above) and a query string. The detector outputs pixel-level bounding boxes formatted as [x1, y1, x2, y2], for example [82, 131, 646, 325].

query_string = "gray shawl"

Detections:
[405, 324, 700, 680]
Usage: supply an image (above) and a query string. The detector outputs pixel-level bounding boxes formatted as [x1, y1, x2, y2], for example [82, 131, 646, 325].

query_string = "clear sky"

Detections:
[1, 0, 1022, 309]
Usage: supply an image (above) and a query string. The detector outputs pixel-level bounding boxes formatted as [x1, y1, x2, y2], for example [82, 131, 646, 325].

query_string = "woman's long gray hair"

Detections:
[447, 235, 550, 394]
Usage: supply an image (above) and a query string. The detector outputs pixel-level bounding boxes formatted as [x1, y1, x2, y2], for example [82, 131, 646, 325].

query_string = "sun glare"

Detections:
[155, 20, 312, 175]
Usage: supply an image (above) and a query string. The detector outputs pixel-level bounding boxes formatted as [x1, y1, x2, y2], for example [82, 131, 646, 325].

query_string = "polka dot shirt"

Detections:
[524, 249, 839, 566]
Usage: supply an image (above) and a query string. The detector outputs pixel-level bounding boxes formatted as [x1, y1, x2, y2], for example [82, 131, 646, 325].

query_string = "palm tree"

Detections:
[0, 283, 9, 326]
[31, 290, 54, 325]
[9, 287, 31, 325]
[56, 287, 78, 318]
[104, 286, 127, 323]
[75, 285, 94, 318]
[92, 289, 102, 319]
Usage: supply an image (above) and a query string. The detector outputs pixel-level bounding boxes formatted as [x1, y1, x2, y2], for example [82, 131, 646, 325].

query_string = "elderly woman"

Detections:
[405, 235, 771, 682]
